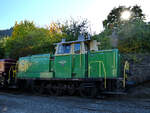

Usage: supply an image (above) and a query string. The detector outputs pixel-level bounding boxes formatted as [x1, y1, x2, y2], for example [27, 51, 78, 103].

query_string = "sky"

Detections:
[1, 0, 150, 34]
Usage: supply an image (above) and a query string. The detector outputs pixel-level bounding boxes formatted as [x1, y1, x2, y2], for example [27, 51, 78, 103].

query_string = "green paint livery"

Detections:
[17, 54, 52, 79]
[88, 49, 119, 78]
[17, 49, 120, 79]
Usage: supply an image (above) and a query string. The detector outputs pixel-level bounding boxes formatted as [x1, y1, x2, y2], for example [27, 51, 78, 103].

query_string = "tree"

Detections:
[0, 40, 4, 58]
[48, 22, 65, 43]
[12, 20, 36, 39]
[5, 27, 54, 59]
[0, 37, 9, 58]
[117, 19, 150, 53]
[4, 20, 55, 59]
[103, 5, 145, 29]
[1, 19, 90, 59]
[60, 18, 89, 41]
[92, 28, 112, 50]
[94, 5, 150, 53]
[5, 20, 68, 59]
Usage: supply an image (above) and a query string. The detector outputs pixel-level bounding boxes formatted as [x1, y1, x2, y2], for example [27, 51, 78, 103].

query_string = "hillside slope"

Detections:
[0, 28, 13, 38]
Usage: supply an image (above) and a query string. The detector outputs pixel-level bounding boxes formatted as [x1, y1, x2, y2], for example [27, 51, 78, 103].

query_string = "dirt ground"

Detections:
[0, 92, 150, 113]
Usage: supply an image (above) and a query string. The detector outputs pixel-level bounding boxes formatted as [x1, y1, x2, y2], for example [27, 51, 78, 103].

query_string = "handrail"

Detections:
[8, 62, 18, 83]
[80, 44, 82, 68]
[123, 61, 129, 88]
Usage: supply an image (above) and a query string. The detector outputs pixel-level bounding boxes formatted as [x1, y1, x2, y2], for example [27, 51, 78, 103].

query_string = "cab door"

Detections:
[88, 53, 104, 78]
[54, 44, 72, 78]
[72, 43, 86, 78]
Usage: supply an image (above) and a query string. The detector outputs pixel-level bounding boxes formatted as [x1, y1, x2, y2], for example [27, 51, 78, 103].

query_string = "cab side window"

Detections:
[64, 45, 71, 53]
[74, 43, 80, 54]
[85, 43, 89, 52]
[57, 44, 71, 54]
[57, 45, 63, 54]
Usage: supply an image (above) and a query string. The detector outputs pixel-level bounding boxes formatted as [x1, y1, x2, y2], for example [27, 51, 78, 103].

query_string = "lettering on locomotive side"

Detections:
[58, 60, 66, 66]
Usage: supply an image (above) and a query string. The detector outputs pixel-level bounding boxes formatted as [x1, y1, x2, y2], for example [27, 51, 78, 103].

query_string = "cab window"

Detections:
[74, 43, 80, 54]
[57, 44, 71, 54]
[84, 43, 89, 52]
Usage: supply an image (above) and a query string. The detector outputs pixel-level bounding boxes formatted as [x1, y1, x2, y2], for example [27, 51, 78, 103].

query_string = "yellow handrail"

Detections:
[8, 66, 12, 83]
[80, 44, 82, 68]
[102, 62, 107, 88]
[8, 62, 18, 83]
[123, 61, 129, 88]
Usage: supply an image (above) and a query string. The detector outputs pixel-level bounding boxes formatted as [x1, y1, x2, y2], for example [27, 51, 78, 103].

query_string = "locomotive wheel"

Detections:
[116, 80, 124, 92]
[46, 84, 53, 95]
[33, 86, 39, 94]
[33, 83, 45, 94]
[68, 89, 75, 96]
[68, 88, 75, 96]
[79, 84, 97, 98]
[67, 84, 75, 96]
[17, 80, 26, 91]
[46, 84, 61, 96]
[33, 86, 43, 94]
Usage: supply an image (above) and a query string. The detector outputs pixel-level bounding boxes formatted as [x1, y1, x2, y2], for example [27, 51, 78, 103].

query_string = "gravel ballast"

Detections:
[0, 92, 150, 113]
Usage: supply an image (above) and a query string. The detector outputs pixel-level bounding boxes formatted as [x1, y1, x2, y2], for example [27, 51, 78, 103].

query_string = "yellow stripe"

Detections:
[113, 52, 116, 77]
[99, 62, 101, 77]
[80, 44, 82, 68]
[88, 65, 90, 77]
[101, 62, 107, 88]
[8, 66, 12, 83]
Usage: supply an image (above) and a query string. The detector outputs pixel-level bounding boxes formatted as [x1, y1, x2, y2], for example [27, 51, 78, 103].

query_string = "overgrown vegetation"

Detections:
[0, 5, 150, 59]
[0, 18, 89, 59]
[94, 5, 150, 53]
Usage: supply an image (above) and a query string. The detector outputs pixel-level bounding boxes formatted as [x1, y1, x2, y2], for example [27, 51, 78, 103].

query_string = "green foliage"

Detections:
[98, 19, 150, 53]
[5, 28, 54, 59]
[12, 20, 36, 39]
[60, 18, 89, 41]
[5, 21, 50, 59]
[0, 37, 9, 58]
[92, 28, 112, 50]
[1, 19, 90, 59]
[48, 22, 65, 43]
[103, 5, 145, 29]
[1, 12, 150, 60]
[117, 19, 150, 53]
[4, 20, 67, 59]
[98, 5, 150, 53]
[0, 40, 4, 58]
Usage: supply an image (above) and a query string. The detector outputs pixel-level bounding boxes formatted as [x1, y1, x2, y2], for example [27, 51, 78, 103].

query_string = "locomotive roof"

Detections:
[55, 35, 91, 45]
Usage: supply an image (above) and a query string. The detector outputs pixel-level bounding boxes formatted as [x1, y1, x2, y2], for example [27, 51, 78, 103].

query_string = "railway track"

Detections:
[0, 87, 107, 99]
[0, 89, 150, 113]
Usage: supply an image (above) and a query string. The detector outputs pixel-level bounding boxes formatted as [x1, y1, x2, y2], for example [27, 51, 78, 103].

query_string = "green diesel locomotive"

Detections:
[15, 35, 128, 97]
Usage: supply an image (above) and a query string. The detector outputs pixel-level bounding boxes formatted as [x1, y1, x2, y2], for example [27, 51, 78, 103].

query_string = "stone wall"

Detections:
[123, 53, 150, 84]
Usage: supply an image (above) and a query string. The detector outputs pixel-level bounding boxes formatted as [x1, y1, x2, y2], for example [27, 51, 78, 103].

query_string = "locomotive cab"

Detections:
[55, 35, 100, 56]
[54, 35, 100, 78]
